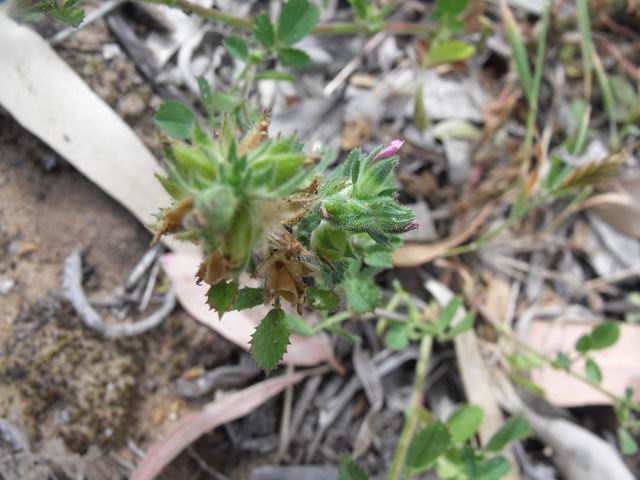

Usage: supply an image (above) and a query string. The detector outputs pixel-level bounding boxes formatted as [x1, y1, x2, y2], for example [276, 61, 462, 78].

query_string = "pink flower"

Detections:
[374, 139, 405, 160]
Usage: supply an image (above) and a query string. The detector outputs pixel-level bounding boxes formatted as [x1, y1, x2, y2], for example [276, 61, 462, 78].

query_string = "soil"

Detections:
[0, 18, 238, 478]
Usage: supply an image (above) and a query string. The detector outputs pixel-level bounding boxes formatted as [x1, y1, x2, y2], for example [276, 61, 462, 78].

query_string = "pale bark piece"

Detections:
[160, 252, 342, 369]
[132, 373, 306, 480]
[0, 14, 169, 232]
[527, 320, 640, 407]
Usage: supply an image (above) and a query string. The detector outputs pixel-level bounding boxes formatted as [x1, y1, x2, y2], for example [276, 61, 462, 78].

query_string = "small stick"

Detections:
[64, 249, 176, 338]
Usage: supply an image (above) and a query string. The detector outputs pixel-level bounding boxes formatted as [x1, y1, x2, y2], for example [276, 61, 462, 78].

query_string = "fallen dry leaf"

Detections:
[160, 252, 342, 370]
[132, 372, 306, 480]
[393, 204, 493, 267]
[586, 178, 640, 239]
[527, 320, 640, 406]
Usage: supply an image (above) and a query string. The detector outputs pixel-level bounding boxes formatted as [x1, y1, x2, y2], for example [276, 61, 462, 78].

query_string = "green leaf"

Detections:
[552, 352, 571, 371]
[444, 311, 476, 339]
[506, 352, 546, 371]
[428, 40, 476, 65]
[486, 416, 531, 452]
[447, 404, 484, 444]
[338, 458, 368, 480]
[255, 70, 297, 82]
[252, 13, 276, 49]
[385, 323, 410, 351]
[576, 334, 592, 353]
[277, 47, 312, 68]
[437, 296, 462, 335]
[197, 77, 215, 120]
[472, 455, 512, 480]
[347, 0, 368, 20]
[306, 287, 338, 310]
[406, 421, 452, 470]
[343, 271, 381, 313]
[589, 321, 620, 350]
[277, 0, 320, 46]
[363, 249, 393, 268]
[285, 313, 315, 337]
[250, 308, 291, 373]
[585, 358, 602, 384]
[224, 35, 249, 60]
[155, 100, 195, 140]
[436, 0, 469, 16]
[618, 428, 639, 455]
[233, 287, 265, 310]
[207, 281, 239, 317]
[509, 372, 546, 397]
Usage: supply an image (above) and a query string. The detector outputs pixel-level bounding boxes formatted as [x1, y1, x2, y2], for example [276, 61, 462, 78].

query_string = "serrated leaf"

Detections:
[207, 281, 239, 317]
[486, 416, 531, 452]
[343, 271, 381, 313]
[233, 287, 264, 310]
[447, 404, 484, 444]
[224, 35, 249, 60]
[277, 0, 320, 46]
[406, 421, 452, 470]
[589, 321, 620, 350]
[251, 308, 290, 372]
[306, 287, 338, 310]
[252, 13, 276, 49]
[585, 357, 602, 384]
[428, 40, 475, 65]
[385, 323, 410, 351]
[255, 70, 297, 82]
[338, 458, 368, 480]
[618, 428, 639, 455]
[155, 100, 195, 140]
[277, 47, 312, 68]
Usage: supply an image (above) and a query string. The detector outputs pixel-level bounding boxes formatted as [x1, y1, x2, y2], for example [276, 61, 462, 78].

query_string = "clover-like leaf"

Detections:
[250, 308, 291, 373]
[155, 100, 195, 140]
[447, 404, 484, 444]
[277, 0, 320, 46]
[277, 47, 312, 68]
[224, 35, 249, 60]
[406, 421, 452, 470]
[485, 416, 531, 452]
[253, 13, 276, 49]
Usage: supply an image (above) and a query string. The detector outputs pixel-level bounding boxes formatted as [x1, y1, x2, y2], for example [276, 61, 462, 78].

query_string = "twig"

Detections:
[63, 249, 176, 337]
[323, 32, 387, 96]
[276, 364, 295, 462]
[126, 244, 163, 290]
[387, 335, 433, 480]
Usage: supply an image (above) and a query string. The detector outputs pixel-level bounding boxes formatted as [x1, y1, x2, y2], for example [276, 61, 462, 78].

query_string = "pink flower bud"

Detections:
[374, 139, 405, 160]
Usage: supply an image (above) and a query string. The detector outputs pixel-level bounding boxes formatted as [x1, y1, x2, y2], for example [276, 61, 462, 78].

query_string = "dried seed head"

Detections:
[238, 113, 270, 156]
[196, 251, 230, 286]
[152, 196, 194, 244]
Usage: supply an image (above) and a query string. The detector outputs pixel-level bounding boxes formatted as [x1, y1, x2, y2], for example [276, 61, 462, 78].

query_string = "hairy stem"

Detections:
[388, 334, 433, 480]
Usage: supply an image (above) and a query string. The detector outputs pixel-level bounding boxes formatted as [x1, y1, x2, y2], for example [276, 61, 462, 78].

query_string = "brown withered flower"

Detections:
[196, 251, 230, 286]
[258, 248, 314, 313]
[152, 196, 193, 244]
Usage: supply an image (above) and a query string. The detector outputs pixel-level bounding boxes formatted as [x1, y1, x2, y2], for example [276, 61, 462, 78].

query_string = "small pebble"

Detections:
[0, 278, 15, 295]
